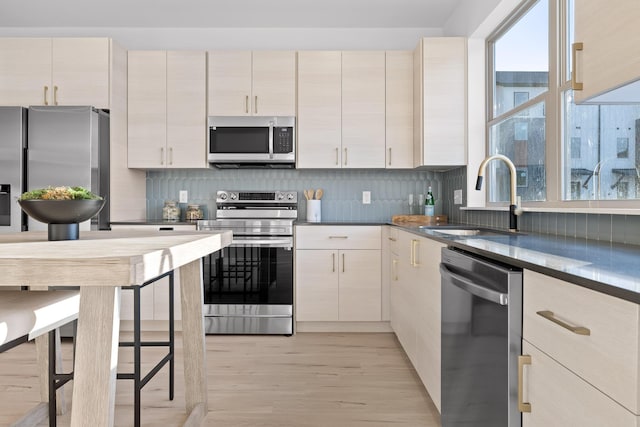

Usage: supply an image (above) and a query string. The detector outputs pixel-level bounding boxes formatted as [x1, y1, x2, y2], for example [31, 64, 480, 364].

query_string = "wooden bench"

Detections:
[0, 290, 80, 427]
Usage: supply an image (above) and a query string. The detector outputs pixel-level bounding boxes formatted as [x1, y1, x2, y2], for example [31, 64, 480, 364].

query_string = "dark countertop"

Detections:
[295, 220, 386, 226]
[395, 224, 640, 304]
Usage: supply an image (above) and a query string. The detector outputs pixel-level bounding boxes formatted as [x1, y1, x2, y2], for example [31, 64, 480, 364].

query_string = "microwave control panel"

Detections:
[274, 127, 294, 153]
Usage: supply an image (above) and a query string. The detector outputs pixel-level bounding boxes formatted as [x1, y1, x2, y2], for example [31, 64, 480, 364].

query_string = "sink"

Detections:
[417, 225, 522, 237]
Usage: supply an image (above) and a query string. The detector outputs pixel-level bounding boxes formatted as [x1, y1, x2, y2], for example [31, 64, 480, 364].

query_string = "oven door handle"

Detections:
[231, 238, 293, 248]
[440, 263, 509, 305]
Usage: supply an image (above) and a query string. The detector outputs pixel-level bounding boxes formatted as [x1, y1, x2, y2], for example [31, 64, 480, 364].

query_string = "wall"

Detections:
[147, 168, 441, 222]
[442, 167, 640, 245]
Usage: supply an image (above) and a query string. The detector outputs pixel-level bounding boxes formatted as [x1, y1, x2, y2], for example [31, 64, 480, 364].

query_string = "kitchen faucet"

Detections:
[475, 154, 521, 232]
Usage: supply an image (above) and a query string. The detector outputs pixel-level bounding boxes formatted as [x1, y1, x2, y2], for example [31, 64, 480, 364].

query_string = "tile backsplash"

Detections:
[147, 168, 442, 222]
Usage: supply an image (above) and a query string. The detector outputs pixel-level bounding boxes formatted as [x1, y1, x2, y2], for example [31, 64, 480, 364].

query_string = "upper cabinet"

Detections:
[413, 37, 466, 168]
[573, 0, 640, 103]
[128, 51, 207, 169]
[385, 51, 414, 169]
[0, 38, 111, 109]
[207, 50, 296, 116]
[297, 51, 386, 169]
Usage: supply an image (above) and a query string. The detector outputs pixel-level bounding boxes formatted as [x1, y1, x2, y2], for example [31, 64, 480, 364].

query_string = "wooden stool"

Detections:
[0, 290, 79, 427]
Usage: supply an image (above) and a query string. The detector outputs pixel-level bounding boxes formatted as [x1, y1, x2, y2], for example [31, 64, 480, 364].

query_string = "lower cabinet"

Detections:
[521, 269, 640, 424]
[295, 226, 382, 323]
[110, 224, 196, 328]
[389, 228, 444, 412]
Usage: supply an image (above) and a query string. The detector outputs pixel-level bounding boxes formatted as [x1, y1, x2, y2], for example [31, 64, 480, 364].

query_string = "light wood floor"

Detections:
[0, 332, 441, 427]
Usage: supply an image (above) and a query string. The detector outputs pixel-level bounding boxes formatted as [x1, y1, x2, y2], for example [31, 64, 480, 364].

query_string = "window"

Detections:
[489, 0, 548, 203]
[617, 138, 629, 158]
[570, 137, 581, 159]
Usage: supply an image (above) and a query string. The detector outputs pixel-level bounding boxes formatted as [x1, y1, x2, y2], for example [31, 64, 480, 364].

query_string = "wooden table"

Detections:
[0, 230, 233, 427]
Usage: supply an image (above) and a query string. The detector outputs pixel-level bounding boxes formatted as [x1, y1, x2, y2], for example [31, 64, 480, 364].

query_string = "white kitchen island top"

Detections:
[0, 229, 233, 427]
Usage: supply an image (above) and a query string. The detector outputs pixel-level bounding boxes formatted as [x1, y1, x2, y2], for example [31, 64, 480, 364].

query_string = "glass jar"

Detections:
[185, 204, 203, 221]
[162, 200, 180, 221]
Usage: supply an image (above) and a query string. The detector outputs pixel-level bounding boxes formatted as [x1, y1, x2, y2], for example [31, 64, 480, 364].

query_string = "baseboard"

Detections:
[295, 321, 392, 333]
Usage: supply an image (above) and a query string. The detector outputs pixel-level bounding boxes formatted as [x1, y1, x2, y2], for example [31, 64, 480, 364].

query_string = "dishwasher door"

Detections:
[440, 247, 522, 427]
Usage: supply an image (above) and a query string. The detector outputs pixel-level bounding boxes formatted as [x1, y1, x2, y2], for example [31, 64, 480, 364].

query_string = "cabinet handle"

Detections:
[335, 147, 339, 166]
[329, 236, 348, 239]
[245, 95, 249, 114]
[342, 253, 345, 273]
[344, 147, 348, 166]
[332, 253, 335, 273]
[571, 42, 584, 91]
[168, 147, 173, 165]
[160, 147, 164, 165]
[536, 310, 591, 336]
[392, 259, 398, 281]
[410, 239, 420, 267]
[43, 86, 49, 105]
[518, 355, 532, 413]
[254, 95, 258, 114]
[53, 85, 59, 105]
[388, 237, 397, 242]
[388, 148, 392, 166]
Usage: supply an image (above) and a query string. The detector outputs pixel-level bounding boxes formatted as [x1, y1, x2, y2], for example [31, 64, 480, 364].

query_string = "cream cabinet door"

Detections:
[338, 249, 381, 321]
[342, 51, 386, 168]
[207, 50, 252, 116]
[51, 38, 110, 109]
[166, 51, 207, 168]
[251, 51, 296, 116]
[385, 51, 414, 169]
[414, 37, 466, 167]
[128, 51, 167, 168]
[522, 341, 639, 427]
[295, 249, 339, 321]
[574, 0, 640, 103]
[0, 38, 52, 107]
[297, 51, 342, 169]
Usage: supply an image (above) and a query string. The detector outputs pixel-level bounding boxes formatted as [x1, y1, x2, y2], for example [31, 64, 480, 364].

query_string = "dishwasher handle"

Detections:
[440, 263, 509, 305]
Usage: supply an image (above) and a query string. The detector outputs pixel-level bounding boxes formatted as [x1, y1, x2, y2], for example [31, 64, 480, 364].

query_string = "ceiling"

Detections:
[0, 0, 464, 29]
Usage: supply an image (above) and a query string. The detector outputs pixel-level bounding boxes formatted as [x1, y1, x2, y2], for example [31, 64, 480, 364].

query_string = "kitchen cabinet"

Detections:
[295, 226, 381, 322]
[297, 51, 387, 169]
[342, 51, 386, 168]
[207, 50, 296, 116]
[109, 224, 196, 328]
[389, 228, 444, 412]
[573, 0, 640, 103]
[0, 37, 111, 108]
[413, 37, 466, 168]
[385, 51, 414, 168]
[521, 269, 640, 423]
[128, 50, 206, 169]
[297, 51, 342, 168]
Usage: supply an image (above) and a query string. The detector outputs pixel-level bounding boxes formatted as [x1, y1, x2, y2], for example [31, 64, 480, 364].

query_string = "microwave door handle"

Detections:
[268, 121, 274, 157]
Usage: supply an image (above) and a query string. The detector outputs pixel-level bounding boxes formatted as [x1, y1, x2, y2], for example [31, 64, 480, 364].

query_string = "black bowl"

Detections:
[18, 199, 105, 240]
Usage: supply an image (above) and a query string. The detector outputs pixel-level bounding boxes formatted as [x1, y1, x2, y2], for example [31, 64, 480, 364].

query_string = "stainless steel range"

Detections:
[197, 190, 297, 335]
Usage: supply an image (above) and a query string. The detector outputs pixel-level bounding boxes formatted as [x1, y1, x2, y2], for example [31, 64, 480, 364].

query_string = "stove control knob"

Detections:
[287, 193, 295, 200]
[219, 192, 228, 201]
[277, 193, 285, 200]
[229, 192, 238, 200]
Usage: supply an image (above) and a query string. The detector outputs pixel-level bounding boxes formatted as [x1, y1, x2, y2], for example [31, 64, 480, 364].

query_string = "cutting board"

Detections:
[391, 214, 448, 226]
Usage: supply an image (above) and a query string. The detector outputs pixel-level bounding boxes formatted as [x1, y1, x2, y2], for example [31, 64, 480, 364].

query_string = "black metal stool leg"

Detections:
[134, 285, 142, 427]
[169, 271, 175, 401]
[48, 329, 57, 427]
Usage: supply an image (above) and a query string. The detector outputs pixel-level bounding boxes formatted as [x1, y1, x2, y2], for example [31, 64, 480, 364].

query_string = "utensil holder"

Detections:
[306, 200, 321, 222]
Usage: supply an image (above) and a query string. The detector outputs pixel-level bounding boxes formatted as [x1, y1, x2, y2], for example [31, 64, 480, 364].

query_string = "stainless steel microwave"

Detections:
[208, 116, 295, 168]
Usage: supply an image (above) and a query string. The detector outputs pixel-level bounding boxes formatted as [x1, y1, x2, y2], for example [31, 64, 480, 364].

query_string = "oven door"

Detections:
[202, 235, 293, 334]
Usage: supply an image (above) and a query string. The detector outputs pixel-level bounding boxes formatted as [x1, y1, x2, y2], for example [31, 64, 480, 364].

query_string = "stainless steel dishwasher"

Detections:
[440, 247, 522, 427]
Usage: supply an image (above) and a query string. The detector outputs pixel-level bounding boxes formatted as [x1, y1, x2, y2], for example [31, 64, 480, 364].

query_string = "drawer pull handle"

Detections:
[518, 355, 531, 413]
[571, 42, 584, 91]
[388, 237, 397, 242]
[332, 253, 335, 273]
[329, 236, 348, 239]
[536, 310, 591, 336]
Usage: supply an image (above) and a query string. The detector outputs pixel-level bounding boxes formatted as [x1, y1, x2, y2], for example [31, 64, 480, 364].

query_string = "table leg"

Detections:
[70, 286, 121, 427]
[179, 260, 208, 422]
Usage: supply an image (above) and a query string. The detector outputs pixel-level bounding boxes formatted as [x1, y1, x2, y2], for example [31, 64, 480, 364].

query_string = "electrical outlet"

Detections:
[454, 189, 463, 205]
[179, 190, 188, 203]
[362, 191, 371, 204]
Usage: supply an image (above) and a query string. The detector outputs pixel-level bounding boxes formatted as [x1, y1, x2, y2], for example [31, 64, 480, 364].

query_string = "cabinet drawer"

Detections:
[522, 341, 638, 427]
[523, 270, 640, 413]
[296, 225, 381, 250]
[110, 224, 197, 232]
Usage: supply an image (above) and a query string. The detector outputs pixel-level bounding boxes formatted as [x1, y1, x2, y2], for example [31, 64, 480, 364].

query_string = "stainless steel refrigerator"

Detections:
[0, 106, 110, 234]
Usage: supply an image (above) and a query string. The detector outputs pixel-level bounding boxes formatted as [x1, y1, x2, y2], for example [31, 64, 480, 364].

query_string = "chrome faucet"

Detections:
[475, 154, 521, 232]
